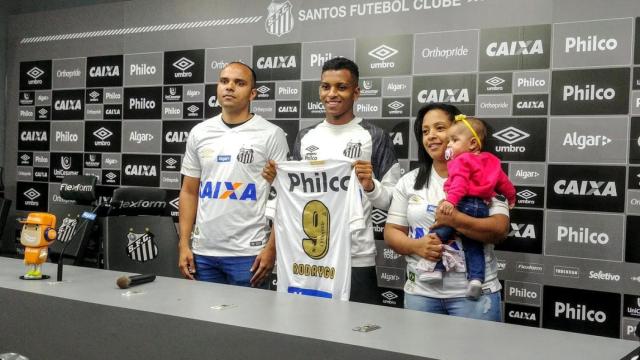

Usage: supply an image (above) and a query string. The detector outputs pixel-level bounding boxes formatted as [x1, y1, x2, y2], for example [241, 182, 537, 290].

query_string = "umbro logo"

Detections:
[306, 145, 319, 152]
[27, 67, 45, 79]
[165, 157, 178, 166]
[105, 172, 117, 180]
[257, 85, 270, 94]
[89, 91, 100, 99]
[369, 45, 398, 61]
[38, 108, 48, 116]
[517, 189, 537, 200]
[381, 291, 398, 300]
[173, 57, 195, 71]
[24, 188, 41, 200]
[485, 76, 505, 86]
[187, 105, 199, 113]
[371, 209, 387, 225]
[387, 101, 404, 110]
[93, 127, 114, 140]
[493, 127, 530, 144]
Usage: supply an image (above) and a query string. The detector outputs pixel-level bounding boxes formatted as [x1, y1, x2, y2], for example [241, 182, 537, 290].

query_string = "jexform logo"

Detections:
[172, 57, 194, 77]
[557, 226, 609, 244]
[486, 40, 544, 56]
[555, 302, 606, 323]
[565, 36, 617, 53]
[493, 127, 529, 152]
[553, 180, 616, 196]
[562, 133, 611, 149]
[256, 56, 296, 69]
[563, 85, 615, 101]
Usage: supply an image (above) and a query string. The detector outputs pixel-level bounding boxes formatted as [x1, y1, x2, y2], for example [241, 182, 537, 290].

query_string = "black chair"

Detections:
[103, 187, 181, 278]
[48, 175, 100, 266]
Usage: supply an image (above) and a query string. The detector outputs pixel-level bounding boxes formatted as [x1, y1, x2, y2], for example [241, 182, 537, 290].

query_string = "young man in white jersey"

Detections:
[263, 57, 401, 303]
[179, 62, 289, 287]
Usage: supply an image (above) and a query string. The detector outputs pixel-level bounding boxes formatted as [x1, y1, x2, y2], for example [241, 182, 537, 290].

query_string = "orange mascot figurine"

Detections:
[19, 213, 57, 279]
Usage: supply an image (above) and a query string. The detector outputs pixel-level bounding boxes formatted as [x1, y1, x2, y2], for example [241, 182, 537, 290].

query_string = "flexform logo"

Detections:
[121, 154, 160, 187]
[543, 286, 620, 338]
[485, 118, 546, 162]
[412, 74, 476, 115]
[479, 25, 550, 71]
[18, 122, 50, 151]
[123, 87, 162, 119]
[86, 55, 123, 87]
[164, 50, 204, 84]
[551, 68, 629, 115]
[495, 209, 543, 254]
[20, 60, 52, 90]
[52, 89, 85, 120]
[547, 165, 625, 212]
[253, 43, 301, 81]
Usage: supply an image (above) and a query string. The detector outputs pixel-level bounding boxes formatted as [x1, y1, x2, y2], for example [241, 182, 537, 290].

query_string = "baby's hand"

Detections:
[439, 201, 455, 215]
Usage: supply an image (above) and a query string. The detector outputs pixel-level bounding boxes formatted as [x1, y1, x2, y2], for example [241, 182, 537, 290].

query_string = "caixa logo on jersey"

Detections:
[164, 49, 205, 84]
[551, 68, 629, 115]
[484, 118, 547, 162]
[542, 285, 620, 338]
[479, 24, 550, 71]
[18, 122, 50, 151]
[86, 55, 123, 87]
[199, 180, 257, 201]
[49, 152, 83, 182]
[121, 154, 160, 187]
[253, 43, 301, 81]
[547, 164, 625, 212]
[495, 209, 543, 254]
[162, 121, 198, 154]
[52, 89, 85, 120]
[16, 182, 48, 211]
[412, 74, 477, 115]
[123, 87, 162, 119]
[20, 60, 52, 90]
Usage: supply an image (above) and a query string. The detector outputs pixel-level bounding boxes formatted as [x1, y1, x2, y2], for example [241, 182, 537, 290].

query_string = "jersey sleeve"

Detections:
[362, 121, 401, 211]
[385, 174, 411, 227]
[347, 168, 366, 233]
[180, 125, 201, 178]
[268, 126, 290, 162]
[488, 196, 509, 217]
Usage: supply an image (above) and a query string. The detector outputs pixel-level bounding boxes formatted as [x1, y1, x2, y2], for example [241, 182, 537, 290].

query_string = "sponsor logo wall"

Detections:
[11, 4, 640, 338]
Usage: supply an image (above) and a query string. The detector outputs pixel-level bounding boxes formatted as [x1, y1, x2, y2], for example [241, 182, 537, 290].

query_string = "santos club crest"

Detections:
[126, 228, 158, 262]
[265, 1, 294, 37]
[343, 141, 362, 159]
[57, 217, 78, 243]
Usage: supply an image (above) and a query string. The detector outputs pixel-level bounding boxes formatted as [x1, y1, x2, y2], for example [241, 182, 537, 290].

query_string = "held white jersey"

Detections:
[292, 117, 401, 267]
[271, 160, 365, 301]
[181, 114, 289, 256]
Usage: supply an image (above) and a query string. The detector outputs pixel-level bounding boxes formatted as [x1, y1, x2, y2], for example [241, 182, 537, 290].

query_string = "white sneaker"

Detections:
[418, 271, 443, 282]
[466, 279, 483, 300]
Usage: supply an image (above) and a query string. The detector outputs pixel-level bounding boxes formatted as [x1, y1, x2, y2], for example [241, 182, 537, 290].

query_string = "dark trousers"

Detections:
[350, 266, 379, 304]
[429, 197, 489, 282]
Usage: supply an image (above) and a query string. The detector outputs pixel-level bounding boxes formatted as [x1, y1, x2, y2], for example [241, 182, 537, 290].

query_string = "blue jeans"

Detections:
[405, 292, 502, 322]
[194, 254, 260, 287]
[429, 196, 488, 282]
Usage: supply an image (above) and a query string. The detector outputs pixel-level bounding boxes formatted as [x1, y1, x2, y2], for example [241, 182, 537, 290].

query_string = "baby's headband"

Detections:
[454, 114, 482, 148]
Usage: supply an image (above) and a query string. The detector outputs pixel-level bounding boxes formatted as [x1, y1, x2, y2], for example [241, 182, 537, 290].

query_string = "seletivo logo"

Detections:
[93, 127, 114, 140]
[588, 270, 620, 282]
[24, 188, 41, 201]
[369, 45, 398, 61]
[27, 67, 45, 80]
[265, 0, 294, 37]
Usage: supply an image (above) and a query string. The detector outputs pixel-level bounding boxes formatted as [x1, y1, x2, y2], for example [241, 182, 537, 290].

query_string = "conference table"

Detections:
[0, 257, 637, 360]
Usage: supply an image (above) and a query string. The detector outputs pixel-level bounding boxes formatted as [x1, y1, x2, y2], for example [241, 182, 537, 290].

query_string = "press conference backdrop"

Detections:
[5, 0, 640, 339]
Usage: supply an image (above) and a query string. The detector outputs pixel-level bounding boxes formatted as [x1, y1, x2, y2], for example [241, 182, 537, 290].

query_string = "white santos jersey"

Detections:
[181, 114, 289, 256]
[271, 160, 365, 301]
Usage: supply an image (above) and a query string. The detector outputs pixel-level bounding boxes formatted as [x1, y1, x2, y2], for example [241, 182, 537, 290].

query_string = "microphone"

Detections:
[116, 273, 156, 289]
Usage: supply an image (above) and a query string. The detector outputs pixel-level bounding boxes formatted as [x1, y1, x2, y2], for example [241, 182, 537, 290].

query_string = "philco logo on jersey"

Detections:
[199, 181, 257, 201]
[126, 228, 158, 263]
[287, 171, 349, 193]
[343, 141, 362, 159]
[304, 145, 319, 160]
[236, 147, 255, 164]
